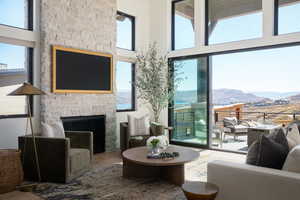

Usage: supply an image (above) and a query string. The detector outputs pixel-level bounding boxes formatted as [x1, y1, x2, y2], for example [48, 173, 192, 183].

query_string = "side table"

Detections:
[182, 182, 219, 200]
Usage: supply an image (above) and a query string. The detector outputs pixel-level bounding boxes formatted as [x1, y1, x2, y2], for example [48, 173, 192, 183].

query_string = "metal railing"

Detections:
[173, 110, 300, 139]
[214, 110, 300, 127]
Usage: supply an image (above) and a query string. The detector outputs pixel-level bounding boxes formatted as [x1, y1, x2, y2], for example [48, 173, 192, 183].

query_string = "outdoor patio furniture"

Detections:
[223, 117, 248, 141]
[212, 126, 223, 148]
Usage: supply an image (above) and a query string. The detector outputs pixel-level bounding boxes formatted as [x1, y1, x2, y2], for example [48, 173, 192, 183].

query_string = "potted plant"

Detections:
[134, 43, 183, 135]
[146, 136, 169, 156]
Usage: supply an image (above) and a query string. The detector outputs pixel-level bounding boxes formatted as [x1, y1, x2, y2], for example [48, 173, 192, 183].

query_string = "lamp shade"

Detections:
[8, 82, 45, 96]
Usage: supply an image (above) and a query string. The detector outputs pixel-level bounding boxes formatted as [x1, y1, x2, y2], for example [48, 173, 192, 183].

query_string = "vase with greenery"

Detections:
[134, 43, 184, 129]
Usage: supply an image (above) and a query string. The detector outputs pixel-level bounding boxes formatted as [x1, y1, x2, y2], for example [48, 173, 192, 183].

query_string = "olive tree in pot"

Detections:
[134, 43, 183, 136]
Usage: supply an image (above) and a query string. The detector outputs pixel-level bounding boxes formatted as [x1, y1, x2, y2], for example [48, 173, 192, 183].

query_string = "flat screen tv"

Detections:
[52, 46, 113, 94]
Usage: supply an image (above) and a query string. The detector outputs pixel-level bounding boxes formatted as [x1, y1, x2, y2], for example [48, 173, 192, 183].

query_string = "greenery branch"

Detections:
[134, 43, 184, 123]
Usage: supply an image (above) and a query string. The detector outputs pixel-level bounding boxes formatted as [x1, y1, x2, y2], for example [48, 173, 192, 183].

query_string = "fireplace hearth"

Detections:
[61, 115, 105, 153]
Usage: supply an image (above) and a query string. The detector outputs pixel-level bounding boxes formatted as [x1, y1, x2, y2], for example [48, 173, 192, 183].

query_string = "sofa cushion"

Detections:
[41, 122, 55, 138]
[69, 148, 90, 174]
[232, 125, 248, 133]
[286, 123, 300, 150]
[283, 145, 300, 173]
[246, 128, 289, 169]
[223, 117, 238, 127]
[52, 121, 65, 138]
[128, 112, 150, 136]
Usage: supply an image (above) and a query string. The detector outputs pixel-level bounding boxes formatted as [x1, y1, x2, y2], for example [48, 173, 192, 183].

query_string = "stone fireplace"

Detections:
[39, 0, 117, 151]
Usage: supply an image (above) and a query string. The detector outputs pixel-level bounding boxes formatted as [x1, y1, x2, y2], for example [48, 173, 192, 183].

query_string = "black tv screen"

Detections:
[52, 46, 113, 94]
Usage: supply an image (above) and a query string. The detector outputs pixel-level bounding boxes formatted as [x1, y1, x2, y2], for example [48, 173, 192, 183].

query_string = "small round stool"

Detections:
[182, 182, 219, 200]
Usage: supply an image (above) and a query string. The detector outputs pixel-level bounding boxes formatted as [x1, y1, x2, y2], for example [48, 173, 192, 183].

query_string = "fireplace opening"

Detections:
[61, 115, 105, 154]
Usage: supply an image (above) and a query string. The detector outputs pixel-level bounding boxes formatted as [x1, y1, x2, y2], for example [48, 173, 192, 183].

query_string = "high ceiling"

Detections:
[175, 0, 300, 22]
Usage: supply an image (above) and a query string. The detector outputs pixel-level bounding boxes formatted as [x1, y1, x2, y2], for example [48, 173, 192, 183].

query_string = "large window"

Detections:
[0, 43, 32, 117]
[172, 0, 195, 50]
[116, 61, 135, 111]
[276, 0, 300, 35]
[170, 57, 208, 147]
[116, 11, 135, 51]
[212, 45, 300, 152]
[207, 0, 262, 44]
[0, 0, 33, 29]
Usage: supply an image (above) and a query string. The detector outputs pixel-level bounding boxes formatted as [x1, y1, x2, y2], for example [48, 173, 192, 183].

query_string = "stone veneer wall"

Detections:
[40, 0, 117, 151]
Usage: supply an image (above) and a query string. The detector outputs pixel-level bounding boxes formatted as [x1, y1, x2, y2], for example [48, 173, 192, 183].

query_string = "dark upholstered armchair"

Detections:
[18, 131, 93, 183]
[120, 122, 172, 151]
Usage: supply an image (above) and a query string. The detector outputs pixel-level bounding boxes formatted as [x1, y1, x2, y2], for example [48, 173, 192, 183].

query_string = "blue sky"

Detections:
[176, 2, 300, 93]
[0, 0, 26, 70]
[117, 17, 132, 50]
[116, 61, 132, 91]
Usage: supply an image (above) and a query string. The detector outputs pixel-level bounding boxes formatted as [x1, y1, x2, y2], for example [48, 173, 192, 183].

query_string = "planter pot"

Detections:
[150, 146, 161, 156]
[0, 149, 23, 194]
[150, 122, 164, 136]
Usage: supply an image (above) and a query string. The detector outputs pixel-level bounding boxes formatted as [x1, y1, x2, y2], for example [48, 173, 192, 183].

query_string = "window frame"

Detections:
[169, 41, 300, 154]
[171, 0, 196, 50]
[0, 47, 34, 119]
[205, 0, 263, 45]
[116, 62, 136, 112]
[0, 0, 34, 31]
[168, 56, 210, 149]
[116, 11, 136, 51]
[274, 0, 300, 36]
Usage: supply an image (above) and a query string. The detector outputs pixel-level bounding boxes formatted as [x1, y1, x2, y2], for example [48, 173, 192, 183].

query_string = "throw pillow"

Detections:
[128, 112, 150, 136]
[286, 123, 300, 150]
[41, 122, 55, 138]
[282, 145, 300, 173]
[52, 121, 65, 138]
[246, 128, 289, 169]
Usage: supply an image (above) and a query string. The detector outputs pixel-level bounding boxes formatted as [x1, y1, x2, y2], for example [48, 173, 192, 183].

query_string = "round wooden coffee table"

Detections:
[122, 146, 199, 186]
[182, 182, 219, 200]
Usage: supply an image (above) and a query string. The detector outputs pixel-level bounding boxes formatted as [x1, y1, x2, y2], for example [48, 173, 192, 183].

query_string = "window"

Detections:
[207, 0, 262, 45]
[0, 43, 32, 117]
[116, 11, 135, 51]
[0, 0, 33, 30]
[276, 0, 300, 35]
[170, 57, 208, 147]
[172, 0, 195, 50]
[116, 61, 135, 111]
[212, 45, 300, 152]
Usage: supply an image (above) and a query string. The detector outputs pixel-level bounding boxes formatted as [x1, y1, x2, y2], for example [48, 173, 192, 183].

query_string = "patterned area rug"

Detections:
[34, 164, 185, 200]
[33, 150, 245, 200]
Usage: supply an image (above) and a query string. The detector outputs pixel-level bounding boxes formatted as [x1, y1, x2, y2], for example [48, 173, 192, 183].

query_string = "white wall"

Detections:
[116, 0, 152, 148]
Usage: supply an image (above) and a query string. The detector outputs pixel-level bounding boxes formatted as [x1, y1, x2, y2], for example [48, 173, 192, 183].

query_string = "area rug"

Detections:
[33, 150, 245, 200]
[34, 164, 186, 200]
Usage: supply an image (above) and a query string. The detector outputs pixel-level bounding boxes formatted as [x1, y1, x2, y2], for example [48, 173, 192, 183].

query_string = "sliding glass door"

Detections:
[169, 57, 209, 147]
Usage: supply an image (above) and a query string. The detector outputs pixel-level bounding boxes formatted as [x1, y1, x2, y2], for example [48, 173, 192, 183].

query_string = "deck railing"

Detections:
[173, 109, 300, 139]
[214, 110, 300, 127]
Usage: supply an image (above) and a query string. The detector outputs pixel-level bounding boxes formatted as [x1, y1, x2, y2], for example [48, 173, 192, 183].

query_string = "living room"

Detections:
[1, 0, 300, 200]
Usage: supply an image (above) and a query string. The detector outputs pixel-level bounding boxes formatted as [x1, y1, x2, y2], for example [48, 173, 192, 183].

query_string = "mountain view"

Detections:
[173, 88, 300, 106]
[118, 88, 300, 108]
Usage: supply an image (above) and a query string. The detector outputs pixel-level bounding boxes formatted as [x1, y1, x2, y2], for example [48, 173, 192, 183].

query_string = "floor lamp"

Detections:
[8, 82, 45, 182]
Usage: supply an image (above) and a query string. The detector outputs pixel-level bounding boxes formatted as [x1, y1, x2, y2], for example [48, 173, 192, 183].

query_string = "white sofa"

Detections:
[207, 160, 300, 200]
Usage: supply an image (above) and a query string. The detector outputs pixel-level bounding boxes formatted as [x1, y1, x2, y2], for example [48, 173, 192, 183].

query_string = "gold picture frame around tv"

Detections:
[52, 45, 113, 94]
